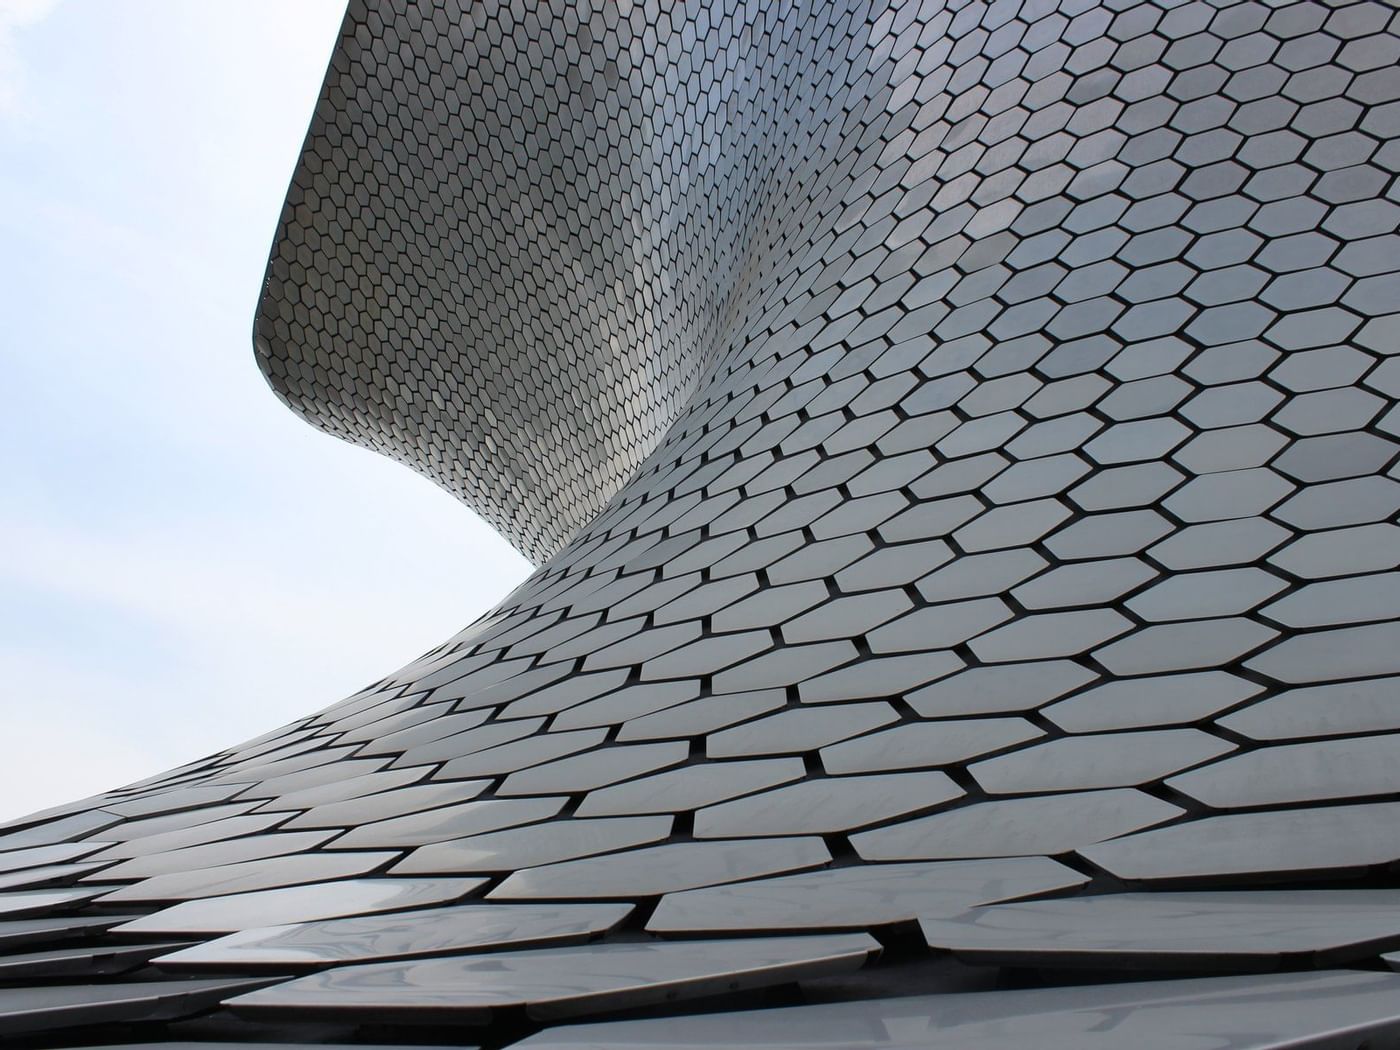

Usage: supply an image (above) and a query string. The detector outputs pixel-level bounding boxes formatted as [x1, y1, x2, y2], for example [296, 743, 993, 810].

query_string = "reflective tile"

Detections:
[0, 941, 184, 980]
[1042, 673, 1262, 732]
[1219, 677, 1400, 740]
[576, 759, 806, 817]
[919, 889, 1400, 970]
[0, 886, 106, 918]
[0, 861, 108, 891]
[226, 933, 879, 1022]
[261, 765, 429, 812]
[98, 848, 402, 903]
[0, 914, 119, 951]
[1167, 734, 1400, 808]
[617, 689, 786, 742]
[436, 729, 609, 780]
[0, 810, 120, 851]
[490, 838, 832, 899]
[0, 978, 264, 1037]
[820, 718, 1043, 774]
[508, 970, 1400, 1049]
[114, 877, 484, 934]
[499, 742, 688, 796]
[706, 703, 898, 758]
[0, 840, 108, 874]
[154, 901, 632, 970]
[96, 801, 262, 843]
[852, 790, 1183, 860]
[284, 778, 489, 828]
[93, 829, 338, 881]
[391, 816, 673, 875]
[969, 730, 1233, 794]
[329, 796, 565, 848]
[1081, 803, 1400, 881]
[90, 812, 290, 862]
[694, 771, 962, 837]
[1244, 622, 1400, 684]
[104, 780, 252, 818]
[648, 857, 1087, 933]
[906, 661, 1097, 718]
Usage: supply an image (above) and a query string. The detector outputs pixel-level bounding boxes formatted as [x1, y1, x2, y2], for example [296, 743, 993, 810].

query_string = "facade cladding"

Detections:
[4, 0, 1400, 1044]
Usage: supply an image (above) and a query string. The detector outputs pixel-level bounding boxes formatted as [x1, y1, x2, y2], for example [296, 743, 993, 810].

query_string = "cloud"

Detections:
[0, 646, 172, 822]
[0, 503, 524, 823]
[0, 0, 60, 117]
[0, 505, 506, 705]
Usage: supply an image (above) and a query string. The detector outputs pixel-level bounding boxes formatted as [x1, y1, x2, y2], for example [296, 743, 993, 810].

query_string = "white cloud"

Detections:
[0, 500, 529, 822]
[1, 514, 383, 651]
[0, 647, 175, 819]
[0, 465, 531, 813]
[0, 0, 59, 117]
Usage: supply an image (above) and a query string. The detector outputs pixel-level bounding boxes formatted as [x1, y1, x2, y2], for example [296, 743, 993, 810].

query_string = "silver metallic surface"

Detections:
[6, 0, 1400, 1043]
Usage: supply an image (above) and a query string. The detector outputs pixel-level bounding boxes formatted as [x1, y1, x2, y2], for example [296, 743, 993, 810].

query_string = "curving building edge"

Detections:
[5, 0, 1400, 1046]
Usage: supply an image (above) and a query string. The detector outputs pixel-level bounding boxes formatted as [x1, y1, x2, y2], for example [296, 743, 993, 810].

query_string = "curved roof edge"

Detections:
[252, 0, 802, 563]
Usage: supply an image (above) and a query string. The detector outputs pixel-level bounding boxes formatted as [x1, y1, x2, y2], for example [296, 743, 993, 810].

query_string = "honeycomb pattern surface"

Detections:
[7, 0, 1400, 1045]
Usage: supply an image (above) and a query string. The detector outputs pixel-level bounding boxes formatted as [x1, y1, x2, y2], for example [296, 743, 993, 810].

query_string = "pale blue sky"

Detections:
[0, 0, 530, 820]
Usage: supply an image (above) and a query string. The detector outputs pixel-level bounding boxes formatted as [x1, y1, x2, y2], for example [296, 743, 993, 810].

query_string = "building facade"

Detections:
[5, 0, 1400, 1045]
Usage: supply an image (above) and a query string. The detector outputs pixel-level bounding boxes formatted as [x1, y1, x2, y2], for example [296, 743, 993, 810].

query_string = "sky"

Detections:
[0, 0, 531, 822]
